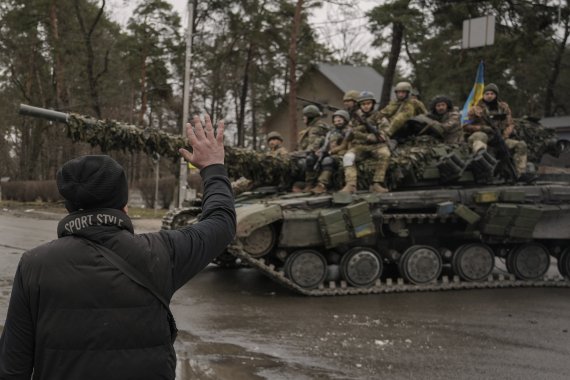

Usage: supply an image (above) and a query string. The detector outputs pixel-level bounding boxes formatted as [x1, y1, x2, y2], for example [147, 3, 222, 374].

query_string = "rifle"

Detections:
[296, 96, 340, 112]
[313, 130, 332, 171]
[485, 113, 518, 182]
[353, 112, 396, 155]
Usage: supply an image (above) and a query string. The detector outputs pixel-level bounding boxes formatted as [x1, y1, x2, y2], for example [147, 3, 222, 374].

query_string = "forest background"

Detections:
[0, 0, 568, 207]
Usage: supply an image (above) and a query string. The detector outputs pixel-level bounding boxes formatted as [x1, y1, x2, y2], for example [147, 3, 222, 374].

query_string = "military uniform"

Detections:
[297, 114, 329, 188]
[464, 98, 527, 175]
[313, 113, 352, 192]
[376, 98, 426, 138]
[342, 108, 391, 192]
[425, 96, 463, 144]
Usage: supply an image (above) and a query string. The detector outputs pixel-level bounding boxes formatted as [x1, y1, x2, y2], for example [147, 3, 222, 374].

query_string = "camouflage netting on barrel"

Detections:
[225, 147, 297, 188]
[66, 114, 186, 160]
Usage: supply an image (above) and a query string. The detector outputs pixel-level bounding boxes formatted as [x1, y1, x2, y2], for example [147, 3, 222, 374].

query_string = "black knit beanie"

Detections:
[56, 155, 129, 212]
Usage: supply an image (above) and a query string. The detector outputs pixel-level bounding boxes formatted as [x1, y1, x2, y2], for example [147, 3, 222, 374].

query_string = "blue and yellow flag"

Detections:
[461, 61, 485, 124]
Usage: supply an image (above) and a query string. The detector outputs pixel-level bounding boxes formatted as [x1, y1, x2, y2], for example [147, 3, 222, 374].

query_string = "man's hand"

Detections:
[179, 114, 225, 169]
[366, 133, 378, 143]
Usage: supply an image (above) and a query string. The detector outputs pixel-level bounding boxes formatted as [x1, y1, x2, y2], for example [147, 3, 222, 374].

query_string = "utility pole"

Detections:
[179, 1, 194, 207]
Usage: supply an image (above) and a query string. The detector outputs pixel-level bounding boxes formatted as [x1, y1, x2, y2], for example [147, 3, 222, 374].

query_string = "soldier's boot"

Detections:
[312, 182, 327, 194]
[340, 166, 358, 193]
[304, 170, 317, 192]
[372, 157, 390, 191]
[370, 182, 389, 193]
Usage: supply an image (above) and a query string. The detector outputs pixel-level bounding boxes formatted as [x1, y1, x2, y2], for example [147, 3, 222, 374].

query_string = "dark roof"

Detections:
[316, 63, 384, 102]
[540, 116, 570, 129]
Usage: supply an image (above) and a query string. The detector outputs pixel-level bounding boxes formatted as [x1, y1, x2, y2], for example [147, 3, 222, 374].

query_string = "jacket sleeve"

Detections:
[159, 164, 236, 291]
[0, 263, 34, 379]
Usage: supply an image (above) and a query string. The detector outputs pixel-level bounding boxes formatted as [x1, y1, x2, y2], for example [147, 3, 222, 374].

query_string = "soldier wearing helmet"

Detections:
[463, 83, 529, 180]
[339, 90, 392, 194]
[343, 90, 361, 117]
[266, 131, 288, 158]
[311, 110, 352, 194]
[297, 104, 330, 192]
[423, 95, 463, 144]
[374, 81, 427, 138]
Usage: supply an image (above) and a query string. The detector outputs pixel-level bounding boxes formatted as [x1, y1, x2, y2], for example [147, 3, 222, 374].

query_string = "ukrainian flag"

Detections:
[461, 61, 485, 124]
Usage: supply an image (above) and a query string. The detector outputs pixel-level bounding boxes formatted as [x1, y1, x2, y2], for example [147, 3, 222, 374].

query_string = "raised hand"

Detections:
[179, 114, 225, 169]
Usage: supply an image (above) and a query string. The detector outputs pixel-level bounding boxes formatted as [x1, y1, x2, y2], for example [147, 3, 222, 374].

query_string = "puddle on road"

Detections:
[174, 329, 350, 380]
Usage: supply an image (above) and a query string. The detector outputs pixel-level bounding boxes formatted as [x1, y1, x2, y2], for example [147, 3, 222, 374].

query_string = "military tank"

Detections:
[19, 104, 570, 295]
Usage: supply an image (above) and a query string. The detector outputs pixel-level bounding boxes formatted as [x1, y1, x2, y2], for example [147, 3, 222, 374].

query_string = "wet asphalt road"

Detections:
[0, 212, 569, 380]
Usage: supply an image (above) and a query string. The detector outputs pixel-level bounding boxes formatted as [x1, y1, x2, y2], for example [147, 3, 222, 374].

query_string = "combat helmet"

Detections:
[357, 91, 376, 104]
[394, 82, 413, 93]
[303, 105, 321, 118]
[332, 110, 350, 123]
[266, 131, 283, 142]
[343, 90, 360, 102]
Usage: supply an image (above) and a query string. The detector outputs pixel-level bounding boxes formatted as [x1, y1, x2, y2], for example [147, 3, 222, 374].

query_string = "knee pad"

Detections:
[321, 156, 335, 171]
[305, 153, 316, 168]
[343, 152, 356, 167]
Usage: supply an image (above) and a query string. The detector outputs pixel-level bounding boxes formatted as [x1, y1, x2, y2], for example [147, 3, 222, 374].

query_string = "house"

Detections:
[263, 63, 385, 150]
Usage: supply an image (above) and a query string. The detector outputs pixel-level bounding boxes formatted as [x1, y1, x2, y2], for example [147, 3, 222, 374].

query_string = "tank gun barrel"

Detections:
[18, 103, 187, 161]
[19, 104, 69, 124]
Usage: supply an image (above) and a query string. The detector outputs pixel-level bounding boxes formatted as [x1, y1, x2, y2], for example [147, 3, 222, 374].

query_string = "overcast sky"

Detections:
[106, 0, 380, 61]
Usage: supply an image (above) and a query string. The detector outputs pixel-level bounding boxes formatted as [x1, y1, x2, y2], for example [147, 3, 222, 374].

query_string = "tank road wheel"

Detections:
[452, 243, 495, 281]
[340, 247, 383, 287]
[399, 245, 442, 284]
[508, 243, 550, 281]
[285, 250, 327, 289]
[241, 224, 276, 258]
[557, 248, 570, 279]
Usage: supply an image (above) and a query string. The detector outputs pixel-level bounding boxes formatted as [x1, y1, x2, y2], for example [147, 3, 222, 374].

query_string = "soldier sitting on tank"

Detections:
[297, 105, 330, 192]
[312, 110, 352, 194]
[420, 95, 463, 144]
[340, 91, 391, 194]
[343, 90, 361, 119]
[266, 131, 288, 158]
[463, 83, 530, 181]
[375, 81, 427, 140]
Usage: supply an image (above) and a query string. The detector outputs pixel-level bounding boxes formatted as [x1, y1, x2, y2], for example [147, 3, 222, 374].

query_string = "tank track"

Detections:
[161, 207, 202, 230]
[227, 244, 570, 296]
[228, 211, 570, 296]
[164, 207, 570, 295]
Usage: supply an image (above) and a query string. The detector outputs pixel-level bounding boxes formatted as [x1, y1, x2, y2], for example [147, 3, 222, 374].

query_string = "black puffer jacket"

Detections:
[0, 164, 236, 380]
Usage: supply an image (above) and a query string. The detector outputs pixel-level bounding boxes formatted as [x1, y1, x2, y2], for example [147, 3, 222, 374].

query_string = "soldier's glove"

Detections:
[366, 133, 378, 143]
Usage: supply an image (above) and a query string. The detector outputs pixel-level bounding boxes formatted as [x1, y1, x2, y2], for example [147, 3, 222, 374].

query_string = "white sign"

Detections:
[462, 15, 496, 49]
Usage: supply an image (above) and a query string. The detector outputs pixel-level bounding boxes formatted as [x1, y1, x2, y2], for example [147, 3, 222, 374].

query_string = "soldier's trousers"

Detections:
[468, 131, 527, 174]
[344, 144, 391, 183]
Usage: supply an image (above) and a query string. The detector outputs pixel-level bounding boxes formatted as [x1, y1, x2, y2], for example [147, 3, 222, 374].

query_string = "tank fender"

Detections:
[235, 203, 283, 238]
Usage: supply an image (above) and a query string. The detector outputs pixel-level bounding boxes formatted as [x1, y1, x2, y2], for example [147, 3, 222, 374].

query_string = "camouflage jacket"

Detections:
[465, 99, 515, 136]
[298, 118, 329, 152]
[328, 125, 351, 155]
[267, 145, 289, 158]
[427, 110, 463, 144]
[348, 109, 383, 147]
[378, 98, 426, 137]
